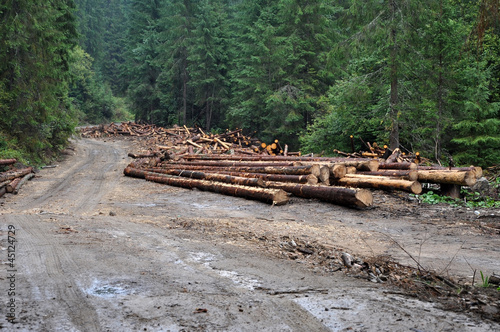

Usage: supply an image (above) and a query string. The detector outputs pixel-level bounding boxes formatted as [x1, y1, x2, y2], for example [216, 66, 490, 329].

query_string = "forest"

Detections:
[0, 0, 499, 167]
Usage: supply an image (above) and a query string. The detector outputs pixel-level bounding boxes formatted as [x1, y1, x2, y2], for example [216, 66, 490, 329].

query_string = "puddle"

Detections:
[216, 270, 261, 290]
[294, 296, 365, 331]
[87, 280, 132, 298]
[134, 203, 157, 207]
[188, 251, 261, 290]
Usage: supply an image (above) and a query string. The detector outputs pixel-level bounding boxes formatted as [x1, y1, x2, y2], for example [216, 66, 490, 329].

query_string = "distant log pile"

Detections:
[80, 122, 296, 156]
[82, 123, 482, 205]
[0, 160, 35, 197]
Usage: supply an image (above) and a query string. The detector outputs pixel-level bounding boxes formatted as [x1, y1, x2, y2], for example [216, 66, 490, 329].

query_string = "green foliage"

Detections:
[0, 0, 78, 163]
[480, 271, 490, 288]
[412, 185, 500, 209]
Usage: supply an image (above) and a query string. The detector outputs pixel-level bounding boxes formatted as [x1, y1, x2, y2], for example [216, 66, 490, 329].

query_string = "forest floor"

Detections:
[0, 137, 499, 331]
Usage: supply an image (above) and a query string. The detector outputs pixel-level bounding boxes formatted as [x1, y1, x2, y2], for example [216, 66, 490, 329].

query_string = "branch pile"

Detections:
[80, 122, 297, 156]
[0, 159, 35, 197]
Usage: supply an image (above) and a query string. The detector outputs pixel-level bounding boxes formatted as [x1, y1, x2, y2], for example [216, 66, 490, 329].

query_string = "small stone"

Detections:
[109, 211, 116, 216]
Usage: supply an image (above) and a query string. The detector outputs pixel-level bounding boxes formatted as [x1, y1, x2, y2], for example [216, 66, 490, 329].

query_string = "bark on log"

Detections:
[169, 160, 297, 167]
[336, 176, 422, 194]
[144, 168, 266, 187]
[336, 160, 379, 172]
[0, 167, 33, 182]
[6, 178, 21, 193]
[357, 170, 418, 181]
[128, 152, 157, 159]
[379, 162, 417, 170]
[145, 173, 289, 205]
[203, 171, 319, 185]
[0, 186, 6, 198]
[417, 170, 477, 186]
[264, 182, 373, 208]
[145, 168, 319, 185]
[0, 159, 17, 166]
[0, 180, 10, 188]
[417, 166, 482, 179]
[385, 148, 401, 163]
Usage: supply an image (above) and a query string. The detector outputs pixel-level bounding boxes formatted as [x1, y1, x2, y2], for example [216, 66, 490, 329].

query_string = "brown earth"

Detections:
[0, 137, 499, 331]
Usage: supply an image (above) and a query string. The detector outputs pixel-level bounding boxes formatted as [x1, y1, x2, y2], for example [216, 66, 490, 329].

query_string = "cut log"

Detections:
[385, 148, 401, 163]
[0, 159, 17, 166]
[0, 180, 10, 188]
[417, 166, 482, 179]
[6, 178, 21, 193]
[357, 170, 418, 181]
[145, 173, 289, 205]
[0, 167, 33, 182]
[128, 152, 157, 159]
[145, 168, 319, 185]
[330, 164, 347, 180]
[319, 166, 330, 184]
[336, 160, 379, 172]
[144, 168, 266, 187]
[0, 186, 6, 198]
[167, 161, 297, 167]
[336, 176, 422, 194]
[204, 171, 319, 185]
[12, 173, 34, 194]
[265, 182, 373, 208]
[379, 162, 417, 170]
[417, 170, 477, 186]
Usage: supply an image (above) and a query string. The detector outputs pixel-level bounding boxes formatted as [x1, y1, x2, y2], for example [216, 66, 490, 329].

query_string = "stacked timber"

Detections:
[0, 160, 35, 197]
[113, 125, 485, 205]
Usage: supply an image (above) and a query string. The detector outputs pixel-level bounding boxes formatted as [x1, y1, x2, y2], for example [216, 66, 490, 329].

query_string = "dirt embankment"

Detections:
[0, 137, 499, 331]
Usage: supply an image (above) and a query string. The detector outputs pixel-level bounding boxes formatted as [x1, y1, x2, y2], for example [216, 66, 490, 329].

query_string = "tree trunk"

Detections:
[12, 173, 34, 194]
[145, 168, 266, 187]
[336, 176, 422, 194]
[389, 0, 399, 150]
[145, 173, 289, 206]
[417, 170, 477, 186]
[265, 182, 373, 208]
[6, 178, 21, 193]
[379, 162, 417, 170]
[357, 170, 418, 181]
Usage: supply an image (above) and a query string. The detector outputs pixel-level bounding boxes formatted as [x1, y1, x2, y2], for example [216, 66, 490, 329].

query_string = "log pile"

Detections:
[80, 122, 296, 156]
[84, 123, 481, 205]
[0, 160, 35, 197]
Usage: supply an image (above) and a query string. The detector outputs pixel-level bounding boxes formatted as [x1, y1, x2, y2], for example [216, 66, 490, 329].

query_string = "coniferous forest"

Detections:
[0, 0, 499, 167]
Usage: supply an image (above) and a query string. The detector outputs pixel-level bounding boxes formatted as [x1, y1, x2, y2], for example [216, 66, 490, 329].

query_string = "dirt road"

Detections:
[1, 138, 499, 331]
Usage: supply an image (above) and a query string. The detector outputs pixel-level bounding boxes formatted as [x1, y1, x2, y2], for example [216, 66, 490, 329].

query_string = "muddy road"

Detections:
[1, 138, 499, 331]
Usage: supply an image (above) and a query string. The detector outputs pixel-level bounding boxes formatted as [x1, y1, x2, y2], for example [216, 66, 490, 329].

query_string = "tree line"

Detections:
[1, 0, 499, 167]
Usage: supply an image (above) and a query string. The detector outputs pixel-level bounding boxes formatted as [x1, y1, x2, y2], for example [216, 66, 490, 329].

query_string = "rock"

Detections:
[489, 274, 500, 285]
[109, 211, 116, 216]
[471, 177, 491, 196]
[341, 253, 353, 267]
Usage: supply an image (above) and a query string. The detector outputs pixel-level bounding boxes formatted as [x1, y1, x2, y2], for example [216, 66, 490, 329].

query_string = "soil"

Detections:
[1, 137, 499, 331]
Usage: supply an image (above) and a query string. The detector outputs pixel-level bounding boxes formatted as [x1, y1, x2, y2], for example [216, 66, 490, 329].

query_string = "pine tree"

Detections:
[188, 0, 231, 130]
[0, 0, 78, 161]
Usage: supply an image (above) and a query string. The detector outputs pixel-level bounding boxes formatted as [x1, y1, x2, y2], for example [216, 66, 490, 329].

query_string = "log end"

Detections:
[410, 181, 423, 195]
[272, 189, 290, 206]
[354, 189, 373, 208]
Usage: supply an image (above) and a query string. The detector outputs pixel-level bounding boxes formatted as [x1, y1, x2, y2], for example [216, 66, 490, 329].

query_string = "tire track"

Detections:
[5, 214, 101, 331]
